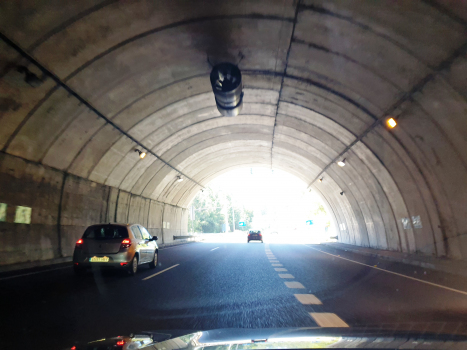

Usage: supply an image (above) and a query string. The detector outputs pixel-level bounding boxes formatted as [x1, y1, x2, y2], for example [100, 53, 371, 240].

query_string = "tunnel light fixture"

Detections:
[210, 62, 243, 117]
[387, 117, 397, 128]
[176, 176, 184, 183]
[340, 191, 344, 196]
[135, 149, 146, 159]
[337, 158, 346, 167]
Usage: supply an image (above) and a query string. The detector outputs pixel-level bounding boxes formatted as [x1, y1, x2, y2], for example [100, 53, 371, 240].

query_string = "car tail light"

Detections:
[116, 340, 125, 346]
[75, 239, 83, 248]
[71, 346, 76, 350]
[120, 239, 132, 250]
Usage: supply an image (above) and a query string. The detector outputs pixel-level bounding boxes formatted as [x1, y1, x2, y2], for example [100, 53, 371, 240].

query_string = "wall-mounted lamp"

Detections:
[17, 66, 43, 87]
[340, 191, 344, 196]
[318, 177, 323, 183]
[337, 158, 346, 167]
[135, 149, 146, 159]
[387, 117, 397, 129]
[176, 176, 184, 183]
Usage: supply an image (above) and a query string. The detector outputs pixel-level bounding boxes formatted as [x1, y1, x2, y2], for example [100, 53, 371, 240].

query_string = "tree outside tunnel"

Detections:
[188, 187, 254, 233]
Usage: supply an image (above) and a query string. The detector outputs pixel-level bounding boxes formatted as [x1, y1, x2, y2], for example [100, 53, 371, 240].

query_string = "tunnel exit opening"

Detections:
[187, 167, 337, 244]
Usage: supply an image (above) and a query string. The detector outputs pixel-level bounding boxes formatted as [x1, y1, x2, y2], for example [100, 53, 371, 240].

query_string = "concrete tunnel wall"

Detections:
[0, 152, 187, 267]
[1, 0, 467, 268]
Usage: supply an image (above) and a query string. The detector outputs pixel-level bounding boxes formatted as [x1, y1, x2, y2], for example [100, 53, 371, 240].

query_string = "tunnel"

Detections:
[2, 0, 466, 268]
[2, 1, 467, 348]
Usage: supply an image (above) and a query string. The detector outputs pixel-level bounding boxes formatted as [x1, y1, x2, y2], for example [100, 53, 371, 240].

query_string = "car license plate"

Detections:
[90, 256, 109, 262]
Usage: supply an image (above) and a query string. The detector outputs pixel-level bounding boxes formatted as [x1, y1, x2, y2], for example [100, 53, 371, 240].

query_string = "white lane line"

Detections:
[210, 247, 219, 251]
[0, 266, 72, 281]
[270, 260, 279, 263]
[142, 264, 180, 281]
[279, 273, 294, 279]
[294, 294, 322, 305]
[310, 313, 349, 327]
[268, 257, 276, 259]
[275, 268, 287, 272]
[272, 264, 283, 267]
[285, 281, 305, 288]
[307, 246, 467, 296]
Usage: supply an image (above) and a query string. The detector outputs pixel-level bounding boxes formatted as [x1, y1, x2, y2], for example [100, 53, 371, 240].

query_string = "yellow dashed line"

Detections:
[285, 281, 305, 288]
[310, 313, 349, 327]
[294, 294, 322, 305]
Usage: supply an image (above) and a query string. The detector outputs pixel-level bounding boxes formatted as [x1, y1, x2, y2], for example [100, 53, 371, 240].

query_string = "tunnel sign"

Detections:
[238, 222, 245, 226]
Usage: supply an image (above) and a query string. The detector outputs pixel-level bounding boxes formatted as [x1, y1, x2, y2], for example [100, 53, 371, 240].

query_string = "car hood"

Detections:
[68, 327, 467, 349]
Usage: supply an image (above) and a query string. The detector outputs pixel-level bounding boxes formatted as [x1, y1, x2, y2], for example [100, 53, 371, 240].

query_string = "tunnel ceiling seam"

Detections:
[112, 128, 275, 191]
[87, 113, 276, 184]
[0, 0, 119, 81]
[244, 69, 379, 119]
[270, 0, 302, 170]
[306, 40, 467, 190]
[0, 31, 206, 190]
[62, 14, 295, 82]
[1, 86, 59, 153]
[421, 0, 467, 27]
[298, 3, 450, 69]
[291, 39, 410, 92]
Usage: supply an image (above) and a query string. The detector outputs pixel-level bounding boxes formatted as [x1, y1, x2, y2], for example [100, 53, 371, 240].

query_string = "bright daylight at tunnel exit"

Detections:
[1, 1, 467, 349]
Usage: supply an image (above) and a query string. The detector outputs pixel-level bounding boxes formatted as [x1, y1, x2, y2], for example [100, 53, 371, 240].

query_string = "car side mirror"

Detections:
[152, 236, 158, 241]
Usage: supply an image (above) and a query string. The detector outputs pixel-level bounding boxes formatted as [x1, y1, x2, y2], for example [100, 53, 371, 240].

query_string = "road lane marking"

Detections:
[270, 260, 279, 263]
[272, 264, 283, 267]
[307, 246, 467, 296]
[279, 273, 294, 278]
[310, 313, 349, 327]
[268, 257, 276, 259]
[0, 266, 72, 281]
[285, 281, 305, 288]
[142, 264, 180, 281]
[275, 268, 287, 272]
[294, 294, 322, 305]
[210, 247, 219, 251]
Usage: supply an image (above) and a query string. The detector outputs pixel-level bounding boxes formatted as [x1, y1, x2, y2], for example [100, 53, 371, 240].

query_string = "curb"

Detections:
[321, 243, 467, 278]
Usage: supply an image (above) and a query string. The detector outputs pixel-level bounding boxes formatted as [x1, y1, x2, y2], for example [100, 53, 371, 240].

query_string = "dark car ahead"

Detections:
[247, 230, 263, 243]
[73, 223, 158, 276]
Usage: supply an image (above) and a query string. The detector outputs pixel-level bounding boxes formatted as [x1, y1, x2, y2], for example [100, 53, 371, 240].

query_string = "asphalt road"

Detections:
[3, 239, 467, 349]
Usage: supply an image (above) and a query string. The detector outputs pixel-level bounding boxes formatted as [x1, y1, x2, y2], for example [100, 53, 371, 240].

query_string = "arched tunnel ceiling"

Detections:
[1, 0, 467, 258]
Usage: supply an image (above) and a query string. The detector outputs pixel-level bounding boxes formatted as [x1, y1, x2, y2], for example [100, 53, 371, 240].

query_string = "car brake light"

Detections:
[116, 340, 125, 346]
[71, 346, 76, 350]
[120, 239, 132, 250]
[75, 239, 83, 248]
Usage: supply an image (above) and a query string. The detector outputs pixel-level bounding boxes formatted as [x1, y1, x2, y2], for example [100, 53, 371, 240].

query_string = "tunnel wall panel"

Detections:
[0, 153, 185, 268]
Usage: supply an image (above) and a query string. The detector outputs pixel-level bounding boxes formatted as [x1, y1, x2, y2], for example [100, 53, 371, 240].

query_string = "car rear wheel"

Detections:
[128, 255, 138, 275]
[149, 251, 158, 269]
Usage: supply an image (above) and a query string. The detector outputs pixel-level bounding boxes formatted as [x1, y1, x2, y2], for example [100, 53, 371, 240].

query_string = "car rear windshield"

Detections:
[250, 230, 261, 234]
[82, 225, 129, 240]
